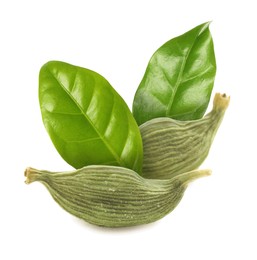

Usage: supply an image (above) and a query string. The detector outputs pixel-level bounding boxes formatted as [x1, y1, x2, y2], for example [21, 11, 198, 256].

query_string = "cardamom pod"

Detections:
[25, 166, 210, 227]
[140, 93, 230, 179]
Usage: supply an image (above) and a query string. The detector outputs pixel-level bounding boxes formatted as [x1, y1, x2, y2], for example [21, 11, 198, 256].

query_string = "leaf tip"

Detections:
[199, 21, 212, 34]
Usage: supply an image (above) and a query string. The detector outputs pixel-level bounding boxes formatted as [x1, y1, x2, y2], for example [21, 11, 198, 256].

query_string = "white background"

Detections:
[1, 0, 256, 259]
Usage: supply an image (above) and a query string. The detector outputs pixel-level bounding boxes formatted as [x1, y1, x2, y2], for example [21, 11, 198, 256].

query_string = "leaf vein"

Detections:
[46, 67, 122, 165]
[166, 28, 207, 115]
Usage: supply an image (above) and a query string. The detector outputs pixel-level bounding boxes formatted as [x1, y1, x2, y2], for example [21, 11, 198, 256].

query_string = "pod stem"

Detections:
[24, 167, 43, 184]
[175, 169, 211, 187]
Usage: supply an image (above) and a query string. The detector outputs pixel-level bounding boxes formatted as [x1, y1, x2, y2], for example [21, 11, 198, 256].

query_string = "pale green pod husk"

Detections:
[25, 166, 210, 228]
[140, 93, 230, 179]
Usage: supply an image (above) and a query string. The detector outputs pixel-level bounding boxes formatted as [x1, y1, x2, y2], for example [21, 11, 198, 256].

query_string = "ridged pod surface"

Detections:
[25, 166, 210, 227]
[140, 93, 230, 179]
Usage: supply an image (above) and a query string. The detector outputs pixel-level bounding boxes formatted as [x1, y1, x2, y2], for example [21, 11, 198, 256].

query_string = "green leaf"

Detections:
[39, 61, 143, 173]
[133, 22, 216, 125]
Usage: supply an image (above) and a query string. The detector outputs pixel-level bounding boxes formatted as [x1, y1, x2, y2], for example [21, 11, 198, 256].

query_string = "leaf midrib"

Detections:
[166, 26, 207, 116]
[45, 67, 123, 165]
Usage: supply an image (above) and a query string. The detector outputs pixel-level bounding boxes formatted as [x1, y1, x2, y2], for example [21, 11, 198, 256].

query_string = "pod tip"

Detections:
[177, 169, 211, 187]
[213, 92, 230, 111]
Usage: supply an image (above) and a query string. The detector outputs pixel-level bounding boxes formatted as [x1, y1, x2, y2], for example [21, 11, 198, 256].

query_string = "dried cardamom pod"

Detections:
[140, 93, 230, 179]
[25, 166, 210, 227]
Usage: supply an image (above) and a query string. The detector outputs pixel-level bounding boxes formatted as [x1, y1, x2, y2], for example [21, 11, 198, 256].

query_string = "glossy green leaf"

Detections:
[39, 61, 143, 173]
[133, 22, 216, 125]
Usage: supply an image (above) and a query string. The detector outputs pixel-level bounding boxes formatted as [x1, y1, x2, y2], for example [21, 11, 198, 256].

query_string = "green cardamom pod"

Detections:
[140, 93, 230, 179]
[25, 166, 210, 227]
